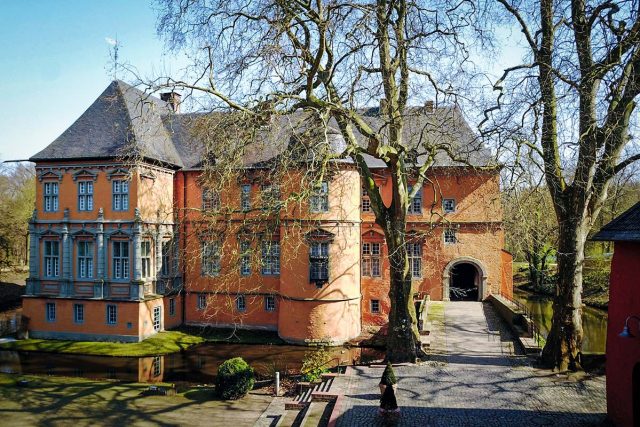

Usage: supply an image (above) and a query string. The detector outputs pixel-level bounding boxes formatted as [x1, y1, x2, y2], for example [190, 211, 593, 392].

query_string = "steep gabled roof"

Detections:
[592, 201, 640, 242]
[30, 80, 183, 167]
[32, 80, 494, 171]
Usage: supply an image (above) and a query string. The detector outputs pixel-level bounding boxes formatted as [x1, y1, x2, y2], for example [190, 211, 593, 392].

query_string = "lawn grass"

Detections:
[0, 373, 271, 426]
[0, 326, 286, 357]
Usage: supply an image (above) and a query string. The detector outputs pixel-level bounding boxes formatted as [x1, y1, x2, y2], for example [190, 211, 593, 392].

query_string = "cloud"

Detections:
[105, 37, 117, 46]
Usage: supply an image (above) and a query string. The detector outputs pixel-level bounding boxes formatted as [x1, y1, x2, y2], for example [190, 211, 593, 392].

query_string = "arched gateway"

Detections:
[442, 257, 488, 301]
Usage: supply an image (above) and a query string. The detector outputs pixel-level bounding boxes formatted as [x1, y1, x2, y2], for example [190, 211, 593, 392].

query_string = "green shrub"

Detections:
[214, 357, 255, 400]
[380, 362, 397, 386]
[300, 347, 330, 382]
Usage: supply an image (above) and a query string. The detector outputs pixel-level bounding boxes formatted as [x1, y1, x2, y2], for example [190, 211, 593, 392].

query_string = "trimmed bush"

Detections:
[214, 357, 255, 400]
[380, 362, 397, 386]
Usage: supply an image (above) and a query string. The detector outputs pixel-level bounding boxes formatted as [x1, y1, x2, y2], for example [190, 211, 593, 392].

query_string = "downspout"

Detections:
[181, 171, 187, 325]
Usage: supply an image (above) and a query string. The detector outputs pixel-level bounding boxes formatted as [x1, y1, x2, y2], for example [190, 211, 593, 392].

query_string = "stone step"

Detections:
[311, 391, 339, 402]
[300, 401, 330, 427]
[285, 401, 308, 411]
[519, 337, 542, 354]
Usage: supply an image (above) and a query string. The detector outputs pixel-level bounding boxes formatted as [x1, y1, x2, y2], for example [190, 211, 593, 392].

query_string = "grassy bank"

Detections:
[0, 327, 285, 357]
[0, 373, 271, 426]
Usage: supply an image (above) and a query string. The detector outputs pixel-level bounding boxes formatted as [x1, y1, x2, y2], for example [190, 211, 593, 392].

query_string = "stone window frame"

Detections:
[112, 240, 130, 280]
[141, 240, 152, 279]
[444, 228, 457, 245]
[407, 242, 422, 279]
[77, 180, 94, 212]
[77, 240, 94, 279]
[43, 181, 59, 212]
[112, 179, 130, 211]
[43, 240, 60, 278]
[443, 198, 456, 213]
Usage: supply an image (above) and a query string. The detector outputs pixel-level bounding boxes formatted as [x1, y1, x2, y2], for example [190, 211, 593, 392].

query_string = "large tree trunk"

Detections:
[540, 217, 586, 371]
[384, 222, 423, 363]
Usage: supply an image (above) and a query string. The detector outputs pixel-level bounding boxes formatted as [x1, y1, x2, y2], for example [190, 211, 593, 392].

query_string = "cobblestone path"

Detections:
[333, 301, 606, 427]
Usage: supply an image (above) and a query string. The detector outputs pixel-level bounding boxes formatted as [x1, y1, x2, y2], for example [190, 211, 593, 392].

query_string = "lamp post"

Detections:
[619, 315, 640, 338]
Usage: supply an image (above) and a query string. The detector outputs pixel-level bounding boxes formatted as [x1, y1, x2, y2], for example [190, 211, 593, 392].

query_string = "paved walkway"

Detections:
[332, 301, 606, 426]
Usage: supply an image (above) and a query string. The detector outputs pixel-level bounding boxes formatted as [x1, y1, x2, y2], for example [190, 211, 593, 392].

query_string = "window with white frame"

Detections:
[44, 241, 60, 277]
[106, 304, 117, 324]
[152, 356, 161, 377]
[141, 241, 152, 279]
[408, 185, 422, 214]
[444, 228, 457, 244]
[78, 181, 94, 211]
[407, 242, 422, 278]
[371, 299, 380, 313]
[309, 242, 329, 283]
[236, 294, 246, 312]
[202, 188, 220, 211]
[73, 304, 84, 323]
[261, 240, 280, 275]
[443, 198, 456, 213]
[310, 182, 329, 213]
[169, 298, 176, 316]
[240, 241, 251, 276]
[112, 241, 129, 279]
[201, 241, 220, 276]
[77, 241, 93, 279]
[265, 295, 276, 312]
[112, 179, 129, 211]
[197, 294, 207, 310]
[43, 182, 59, 212]
[362, 243, 381, 277]
[241, 184, 251, 211]
[153, 306, 161, 331]
[46, 302, 56, 322]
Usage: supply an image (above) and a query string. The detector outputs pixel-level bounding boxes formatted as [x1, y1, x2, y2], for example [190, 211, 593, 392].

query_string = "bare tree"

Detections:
[151, 0, 490, 362]
[487, 0, 640, 370]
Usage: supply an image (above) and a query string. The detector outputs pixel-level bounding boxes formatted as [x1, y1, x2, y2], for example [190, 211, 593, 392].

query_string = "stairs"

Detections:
[283, 373, 339, 426]
[420, 321, 432, 350]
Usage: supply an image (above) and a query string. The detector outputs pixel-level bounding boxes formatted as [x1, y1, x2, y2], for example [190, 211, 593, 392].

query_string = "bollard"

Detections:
[275, 371, 280, 396]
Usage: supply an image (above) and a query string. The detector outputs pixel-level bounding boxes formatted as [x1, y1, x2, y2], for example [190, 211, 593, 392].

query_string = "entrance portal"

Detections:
[449, 263, 479, 301]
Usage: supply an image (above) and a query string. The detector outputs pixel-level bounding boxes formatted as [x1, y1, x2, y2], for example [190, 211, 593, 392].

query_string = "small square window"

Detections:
[236, 295, 246, 312]
[444, 229, 457, 244]
[443, 198, 456, 213]
[371, 299, 380, 313]
[265, 295, 276, 312]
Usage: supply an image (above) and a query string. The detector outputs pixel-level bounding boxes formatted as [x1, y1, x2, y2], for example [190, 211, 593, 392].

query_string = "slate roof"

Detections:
[32, 80, 494, 170]
[592, 202, 640, 242]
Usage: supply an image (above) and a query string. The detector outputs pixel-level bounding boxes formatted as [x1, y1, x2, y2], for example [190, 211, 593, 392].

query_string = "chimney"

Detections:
[161, 92, 181, 113]
[425, 100, 434, 113]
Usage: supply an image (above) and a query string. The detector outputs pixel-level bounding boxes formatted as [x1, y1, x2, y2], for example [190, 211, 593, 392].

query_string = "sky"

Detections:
[0, 0, 179, 162]
[0, 1, 526, 164]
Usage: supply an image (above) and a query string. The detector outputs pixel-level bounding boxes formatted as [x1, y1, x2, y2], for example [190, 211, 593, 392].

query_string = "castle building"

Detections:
[23, 80, 512, 343]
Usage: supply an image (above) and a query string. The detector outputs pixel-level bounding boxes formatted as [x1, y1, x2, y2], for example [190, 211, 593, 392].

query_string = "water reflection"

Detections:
[0, 344, 383, 383]
[513, 290, 607, 353]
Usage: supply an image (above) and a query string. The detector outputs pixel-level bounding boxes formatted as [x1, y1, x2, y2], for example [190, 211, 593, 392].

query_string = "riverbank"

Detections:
[515, 283, 609, 310]
[0, 373, 272, 426]
[0, 327, 286, 357]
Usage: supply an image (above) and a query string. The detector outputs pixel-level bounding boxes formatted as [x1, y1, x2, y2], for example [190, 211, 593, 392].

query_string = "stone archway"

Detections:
[442, 257, 488, 301]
